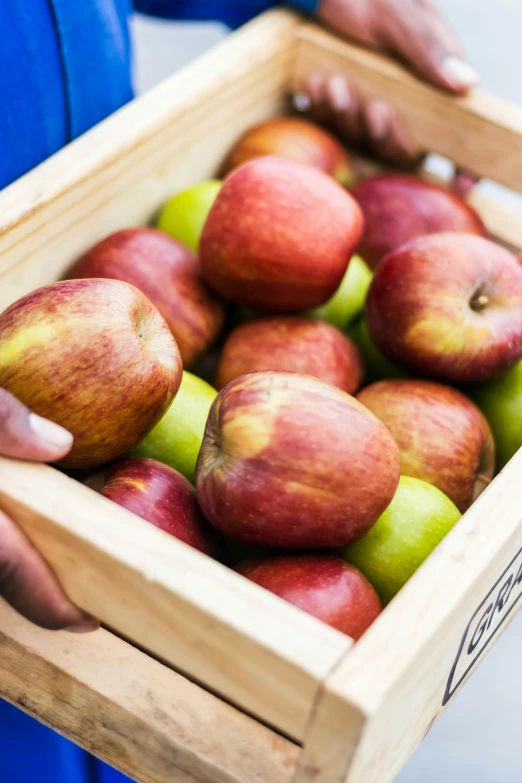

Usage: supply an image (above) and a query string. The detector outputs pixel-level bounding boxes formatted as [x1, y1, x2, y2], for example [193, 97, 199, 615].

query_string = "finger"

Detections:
[452, 167, 480, 198]
[363, 100, 422, 166]
[379, 0, 479, 93]
[0, 389, 72, 462]
[325, 75, 365, 145]
[301, 73, 333, 126]
[293, 74, 365, 147]
[0, 509, 98, 631]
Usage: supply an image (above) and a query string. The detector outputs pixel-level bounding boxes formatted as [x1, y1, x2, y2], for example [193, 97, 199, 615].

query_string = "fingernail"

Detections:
[328, 75, 352, 112]
[442, 56, 479, 89]
[292, 92, 311, 112]
[29, 413, 73, 450]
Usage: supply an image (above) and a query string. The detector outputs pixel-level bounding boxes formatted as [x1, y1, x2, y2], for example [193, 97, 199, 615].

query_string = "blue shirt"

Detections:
[0, 4, 320, 780]
[0, 0, 318, 190]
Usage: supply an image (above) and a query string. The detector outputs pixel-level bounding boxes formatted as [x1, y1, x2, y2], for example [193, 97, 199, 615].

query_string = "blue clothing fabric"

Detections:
[0, 0, 134, 189]
[48, 1, 134, 139]
[0, 2, 68, 191]
[0, 699, 104, 783]
[134, 0, 318, 28]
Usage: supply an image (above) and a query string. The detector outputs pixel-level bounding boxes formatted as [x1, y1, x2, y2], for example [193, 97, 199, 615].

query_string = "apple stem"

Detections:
[470, 292, 490, 311]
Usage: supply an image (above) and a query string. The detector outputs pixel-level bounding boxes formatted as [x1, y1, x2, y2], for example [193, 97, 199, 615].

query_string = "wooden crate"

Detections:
[1, 9, 522, 783]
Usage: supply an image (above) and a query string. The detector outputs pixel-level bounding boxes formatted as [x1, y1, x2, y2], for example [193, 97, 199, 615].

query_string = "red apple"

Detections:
[200, 156, 363, 311]
[222, 117, 354, 187]
[215, 316, 364, 394]
[196, 371, 400, 549]
[235, 554, 381, 639]
[0, 279, 182, 469]
[366, 233, 522, 384]
[357, 379, 495, 512]
[68, 228, 224, 368]
[85, 458, 217, 556]
[353, 174, 487, 269]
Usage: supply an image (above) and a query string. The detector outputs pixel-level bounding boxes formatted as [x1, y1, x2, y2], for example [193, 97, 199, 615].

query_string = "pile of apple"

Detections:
[2, 116, 522, 642]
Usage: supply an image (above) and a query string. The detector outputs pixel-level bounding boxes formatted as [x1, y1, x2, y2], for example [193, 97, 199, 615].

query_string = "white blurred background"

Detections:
[130, 3, 522, 780]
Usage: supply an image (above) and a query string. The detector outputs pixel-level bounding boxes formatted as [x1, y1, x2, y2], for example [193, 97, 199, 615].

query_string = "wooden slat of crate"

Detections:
[0, 602, 299, 783]
[0, 457, 351, 743]
[295, 450, 522, 783]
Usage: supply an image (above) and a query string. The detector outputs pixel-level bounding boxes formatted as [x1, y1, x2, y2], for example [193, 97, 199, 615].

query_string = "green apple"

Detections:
[157, 180, 222, 251]
[348, 317, 404, 382]
[306, 255, 372, 329]
[343, 476, 461, 604]
[131, 371, 217, 483]
[471, 359, 522, 470]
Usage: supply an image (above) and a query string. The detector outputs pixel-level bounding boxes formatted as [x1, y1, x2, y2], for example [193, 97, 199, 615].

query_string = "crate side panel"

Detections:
[0, 459, 351, 742]
[0, 602, 299, 783]
[294, 449, 522, 782]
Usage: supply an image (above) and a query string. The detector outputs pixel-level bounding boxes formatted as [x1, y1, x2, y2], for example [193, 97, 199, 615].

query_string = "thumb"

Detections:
[0, 509, 97, 631]
[378, 0, 479, 93]
[0, 389, 73, 462]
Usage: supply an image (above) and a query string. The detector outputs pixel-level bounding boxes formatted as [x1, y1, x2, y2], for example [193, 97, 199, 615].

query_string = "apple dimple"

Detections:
[133, 304, 181, 370]
[469, 287, 490, 313]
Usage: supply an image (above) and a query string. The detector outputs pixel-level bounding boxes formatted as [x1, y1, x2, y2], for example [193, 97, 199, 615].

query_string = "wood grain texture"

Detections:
[295, 448, 522, 783]
[0, 458, 351, 743]
[0, 602, 299, 783]
[0, 10, 299, 311]
[293, 23, 522, 193]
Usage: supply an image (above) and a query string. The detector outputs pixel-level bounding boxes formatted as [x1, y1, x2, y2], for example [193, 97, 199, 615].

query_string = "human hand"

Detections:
[0, 389, 97, 631]
[319, 0, 478, 93]
[294, 0, 478, 170]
